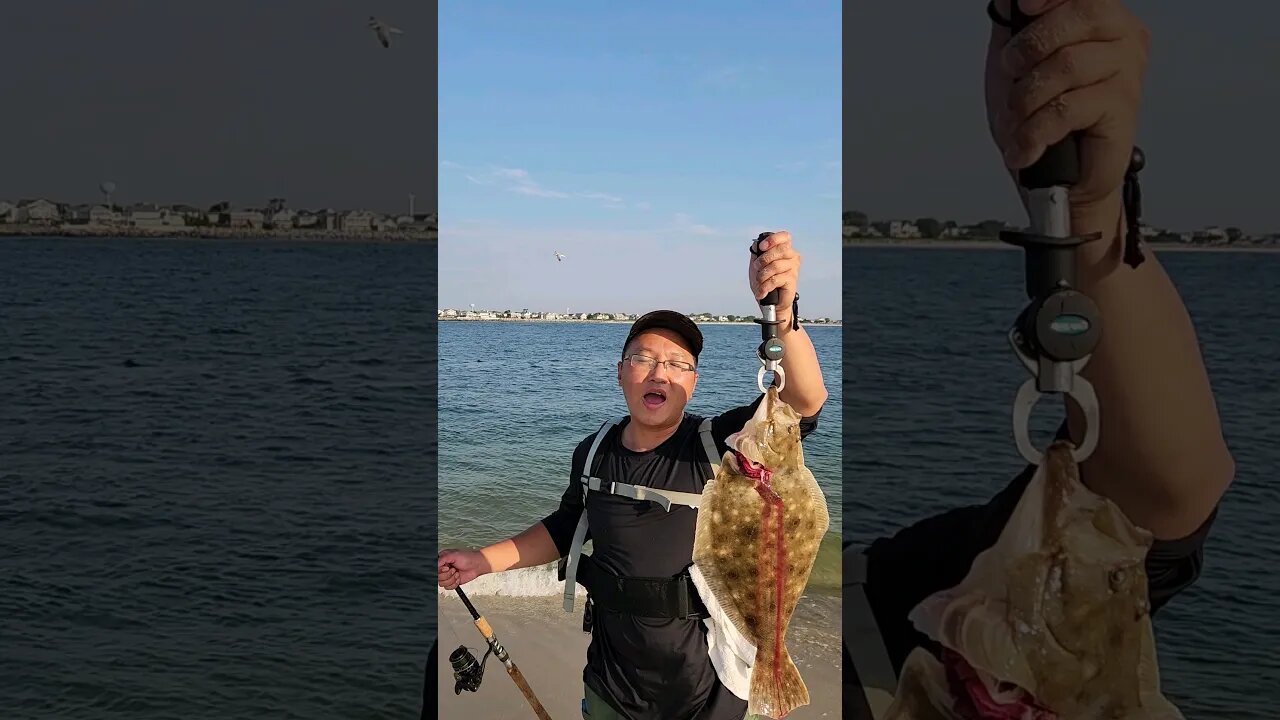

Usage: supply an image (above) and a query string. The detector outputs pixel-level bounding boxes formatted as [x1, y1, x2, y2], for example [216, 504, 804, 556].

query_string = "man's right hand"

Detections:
[437, 548, 490, 590]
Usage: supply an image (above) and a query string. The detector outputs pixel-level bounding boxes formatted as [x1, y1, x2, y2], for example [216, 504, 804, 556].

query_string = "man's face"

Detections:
[617, 328, 699, 428]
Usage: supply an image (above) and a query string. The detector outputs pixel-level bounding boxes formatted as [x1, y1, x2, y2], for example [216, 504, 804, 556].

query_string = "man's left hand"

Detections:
[985, 0, 1150, 222]
[750, 231, 800, 321]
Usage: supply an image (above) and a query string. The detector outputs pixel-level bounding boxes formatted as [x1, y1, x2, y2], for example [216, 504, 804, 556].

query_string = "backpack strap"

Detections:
[697, 417, 721, 480]
[562, 419, 617, 612]
[560, 417, 712, 613]
[582, 477, 702, 510]
[845, 547, 897, 718]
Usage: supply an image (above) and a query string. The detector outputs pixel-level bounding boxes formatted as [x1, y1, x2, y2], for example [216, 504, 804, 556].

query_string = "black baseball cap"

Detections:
[623, 310, 703, 361]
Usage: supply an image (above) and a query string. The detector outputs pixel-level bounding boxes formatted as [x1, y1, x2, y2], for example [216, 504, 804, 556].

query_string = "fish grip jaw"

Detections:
[757, 364, 785, 394]
[1000, 183, 1105, 467]
[1008, 322, 1100, 466]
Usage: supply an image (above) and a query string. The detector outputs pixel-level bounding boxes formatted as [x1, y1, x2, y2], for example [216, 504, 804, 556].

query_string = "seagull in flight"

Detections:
[554, 251, 566, 262]
[368, 16, 403, 48]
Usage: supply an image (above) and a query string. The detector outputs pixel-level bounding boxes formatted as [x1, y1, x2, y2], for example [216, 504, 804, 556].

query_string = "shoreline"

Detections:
[436, 593, 841, 719]
[843, 238, 1280, 253]
[0, 226, 435, 243]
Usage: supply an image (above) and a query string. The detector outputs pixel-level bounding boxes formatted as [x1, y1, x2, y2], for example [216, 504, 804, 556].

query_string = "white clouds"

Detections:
[577, 191, 625, 208]
[443, 163, 624, 207]
[699, 63, 767, 90]
[672, 212, 721, 236]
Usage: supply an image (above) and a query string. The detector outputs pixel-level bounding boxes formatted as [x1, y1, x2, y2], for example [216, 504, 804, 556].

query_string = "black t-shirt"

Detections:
[840, 454, 1217, 720]
[540, 394, 822, 720]
[422, 639, 435, 720]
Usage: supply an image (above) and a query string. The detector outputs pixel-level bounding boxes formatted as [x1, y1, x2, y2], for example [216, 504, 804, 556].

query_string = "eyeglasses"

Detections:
[623, 354, 696, 375]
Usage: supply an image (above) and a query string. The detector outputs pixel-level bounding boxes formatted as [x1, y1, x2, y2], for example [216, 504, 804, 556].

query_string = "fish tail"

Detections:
[747, 646, 808, 719]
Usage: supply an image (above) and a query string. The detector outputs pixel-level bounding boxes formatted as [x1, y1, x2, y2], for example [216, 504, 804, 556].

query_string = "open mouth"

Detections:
[641, 388, 667, 410]
[943, 649, 1055, 720]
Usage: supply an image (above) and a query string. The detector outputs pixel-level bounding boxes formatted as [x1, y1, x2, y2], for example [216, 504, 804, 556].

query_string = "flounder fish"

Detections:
[691, 387, 830, 719]
[883, 440, 1184, 720]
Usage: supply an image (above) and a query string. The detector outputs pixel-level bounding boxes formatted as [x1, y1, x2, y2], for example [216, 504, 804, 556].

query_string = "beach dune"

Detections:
[436, 593, 841, 719]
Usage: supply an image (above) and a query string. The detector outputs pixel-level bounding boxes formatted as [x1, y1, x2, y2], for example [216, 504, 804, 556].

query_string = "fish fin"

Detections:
[799, 465, 830, 536]
[747, 646, 809, 718]
[882, 648, 958, 720]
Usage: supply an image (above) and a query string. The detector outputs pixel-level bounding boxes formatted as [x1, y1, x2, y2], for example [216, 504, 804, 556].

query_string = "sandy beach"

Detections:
[436, 592, 842, 720]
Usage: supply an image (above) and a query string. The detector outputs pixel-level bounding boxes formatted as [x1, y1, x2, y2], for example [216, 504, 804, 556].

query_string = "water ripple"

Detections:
[0, 237, 436, 719]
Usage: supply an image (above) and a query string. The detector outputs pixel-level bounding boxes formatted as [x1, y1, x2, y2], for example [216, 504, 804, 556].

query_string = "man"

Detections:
[843, 1, 1235, 717]
[421, 639, 434, 720]
[438, 232, 830, 720]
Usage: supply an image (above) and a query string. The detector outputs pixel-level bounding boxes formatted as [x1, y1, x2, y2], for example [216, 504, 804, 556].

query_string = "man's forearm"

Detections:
[775, 309, 829, 416]
[479, 521, 562, 574]
[1065, 197, 1234, 539]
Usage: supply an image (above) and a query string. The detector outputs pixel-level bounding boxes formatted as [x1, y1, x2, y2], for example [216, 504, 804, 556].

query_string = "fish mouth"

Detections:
[942, 649, 1055, 720]
[641, 387, 667, 409]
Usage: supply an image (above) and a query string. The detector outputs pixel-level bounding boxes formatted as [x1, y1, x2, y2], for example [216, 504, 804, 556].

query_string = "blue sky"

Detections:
[439, 1, 841, 319]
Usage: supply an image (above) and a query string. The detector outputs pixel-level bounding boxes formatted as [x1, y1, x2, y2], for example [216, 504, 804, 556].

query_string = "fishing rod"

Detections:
[751, 232, 787, 394]
[449, 587, 553, 720]
[998, 2, 1105, 466]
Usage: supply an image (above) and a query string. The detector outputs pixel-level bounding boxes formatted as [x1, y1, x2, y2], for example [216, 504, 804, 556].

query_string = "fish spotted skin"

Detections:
[693, 388, 830, 718]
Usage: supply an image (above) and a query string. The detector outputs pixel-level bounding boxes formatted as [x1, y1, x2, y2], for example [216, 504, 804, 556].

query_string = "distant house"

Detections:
[169, 204, 204, 223]
[888, 220, 921, 239]
[64, 204, 93, 223]
[89, 205, 119, 225]
[398, 213, 436, 233]
[126, 204, 183, 228]
[229, 210, 265, 229]
[130, 208, 164, 227]
[0, 201, 13, 223]
[14, 198, 60, 224]
[268, 209, 297, 229]
[1195, 226, 1228, 244]
[298, 209, 340, 230]
[206, 201, 232, 226]
[341, 210, 376, 232]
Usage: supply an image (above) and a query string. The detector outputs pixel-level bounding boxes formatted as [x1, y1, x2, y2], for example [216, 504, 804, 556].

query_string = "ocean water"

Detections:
[843, 246, 1280, 719]
[0, 237, 437, 720]
[436, 320, 844, 596]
